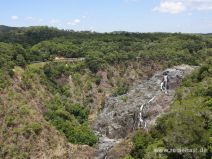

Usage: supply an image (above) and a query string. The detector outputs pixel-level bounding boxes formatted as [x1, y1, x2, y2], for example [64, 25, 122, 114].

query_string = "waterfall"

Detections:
[138, 96, 156, 129]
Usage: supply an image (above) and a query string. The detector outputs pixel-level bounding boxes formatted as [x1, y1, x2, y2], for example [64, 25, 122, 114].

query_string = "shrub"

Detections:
[95, 75, 102, 85]
[44, 96, 97, 145]
[131, 130, 153, 159]
[23, 122, 42, 138]
[121, 96, 128, 102]
[61, 85, 71, 97]
[85, 52, 106, 73]
[5, 116, 16, 127]
[0, 69, 9, 89]
[113, 82, 129, 96]
[203, 86, 212, 97]
[65, 103, 88, 124]
[196, 65, 209, 81]
[175, 89, 183, 104]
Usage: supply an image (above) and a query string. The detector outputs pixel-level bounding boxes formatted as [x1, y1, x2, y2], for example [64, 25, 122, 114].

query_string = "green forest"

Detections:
[0, 25, 211, 159]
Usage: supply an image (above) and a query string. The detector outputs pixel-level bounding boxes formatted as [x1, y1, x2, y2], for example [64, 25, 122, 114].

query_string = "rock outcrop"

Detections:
[93, 65, 195, 159]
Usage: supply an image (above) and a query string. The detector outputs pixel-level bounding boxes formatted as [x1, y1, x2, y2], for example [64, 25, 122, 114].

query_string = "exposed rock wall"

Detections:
[93, 65, 195, 159]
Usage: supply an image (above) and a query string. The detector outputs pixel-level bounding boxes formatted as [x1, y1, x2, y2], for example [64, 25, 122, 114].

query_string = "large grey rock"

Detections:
[93, 65, 195, 159]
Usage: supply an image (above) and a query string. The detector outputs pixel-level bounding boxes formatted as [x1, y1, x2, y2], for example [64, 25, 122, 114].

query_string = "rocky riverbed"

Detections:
[93, 65, 195, 159]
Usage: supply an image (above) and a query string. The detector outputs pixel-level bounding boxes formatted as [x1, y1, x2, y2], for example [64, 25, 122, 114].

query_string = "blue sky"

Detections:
[0, 0, 212, 33]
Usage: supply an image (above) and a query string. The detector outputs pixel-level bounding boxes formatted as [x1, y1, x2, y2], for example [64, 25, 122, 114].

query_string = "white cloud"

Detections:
[153, 0, 212, 14]
[11, 16, 19, 20]
[67, 19, 81, 26]
[188, 0, 212, 11]
[153, 1, 186, 14]
[73, 19, 81, 24]
[82, 15, 86, 19]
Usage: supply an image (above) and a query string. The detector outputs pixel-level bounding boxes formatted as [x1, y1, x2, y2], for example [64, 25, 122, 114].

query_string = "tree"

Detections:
[16, 54, 26, 66]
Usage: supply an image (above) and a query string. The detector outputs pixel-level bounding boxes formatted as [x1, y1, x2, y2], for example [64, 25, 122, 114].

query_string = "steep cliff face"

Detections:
[93, 65, 195, 159]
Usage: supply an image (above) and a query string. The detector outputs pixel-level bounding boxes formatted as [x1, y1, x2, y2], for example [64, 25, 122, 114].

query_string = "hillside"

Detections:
[0, 25, 19, 32]
[0, 26, 211, 159]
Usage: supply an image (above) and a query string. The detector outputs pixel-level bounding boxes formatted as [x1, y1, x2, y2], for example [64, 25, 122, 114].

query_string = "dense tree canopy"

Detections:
[0, 26, 211, 73]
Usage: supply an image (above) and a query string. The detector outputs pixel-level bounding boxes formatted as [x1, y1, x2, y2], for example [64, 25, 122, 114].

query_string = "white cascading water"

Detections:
[138, 96, 156, 129]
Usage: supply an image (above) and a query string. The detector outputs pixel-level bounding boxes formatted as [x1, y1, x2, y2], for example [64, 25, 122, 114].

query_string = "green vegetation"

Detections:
[1, 26, 211, 72]
[23, 122, 42, 138]
[120, 96, 128, 102]
[113, 80, 129, 96]
[95, 75, 102, 85]
[0, 25, 212, 158]
[30, 39, 83, 61]
[44, 95, 97, 146]
[130, 58, 212, 159]
[20, 62, 97, 146]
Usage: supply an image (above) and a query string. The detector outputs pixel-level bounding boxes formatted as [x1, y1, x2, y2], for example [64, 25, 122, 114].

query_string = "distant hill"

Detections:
[0, 25, 19, 32]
